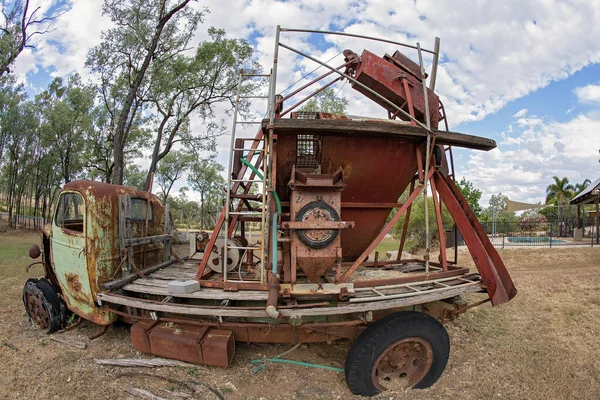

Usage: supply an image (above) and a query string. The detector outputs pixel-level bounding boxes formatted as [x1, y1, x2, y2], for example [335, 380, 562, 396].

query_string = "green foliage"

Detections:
[300, 87, 349, 114]
[187, 157, 225, 229]
[545, 176, 574, 205]
[124, 164, 147, 190]
[481, 193, 517, 225]
[86, 0, 206, 184]
[391, 195, 454, 252]
[456, 177, 482, 218]
[155, 150, 194, 202]
[144, 26, 259, 190]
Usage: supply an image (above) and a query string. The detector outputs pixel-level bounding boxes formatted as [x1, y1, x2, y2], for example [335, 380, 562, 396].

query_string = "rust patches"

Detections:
[65, 272, 82, 292]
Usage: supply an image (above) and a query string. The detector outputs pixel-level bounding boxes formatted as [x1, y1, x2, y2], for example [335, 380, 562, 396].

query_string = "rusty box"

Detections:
[131, 321, 235, 367]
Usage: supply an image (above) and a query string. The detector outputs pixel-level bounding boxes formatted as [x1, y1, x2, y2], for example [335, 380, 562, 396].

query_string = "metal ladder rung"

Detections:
[233, 148, 266, 152]
[235, 121, 262, 125]
[228, 245, 262, 250]
[237, 137, 265, 141]
[229, 211, 263, 215]
[242, 73, 271, 77]
[231, 179, 265, 183]
[240, 96, 268, 99]
[405, 285, 422, 292]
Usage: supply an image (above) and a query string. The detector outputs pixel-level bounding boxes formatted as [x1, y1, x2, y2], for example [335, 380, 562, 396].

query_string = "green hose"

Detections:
[251, 358, 344, 373]
[240, 157, 281, 276]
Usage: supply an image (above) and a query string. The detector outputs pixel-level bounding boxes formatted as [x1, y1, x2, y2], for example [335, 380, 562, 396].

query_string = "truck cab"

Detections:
[24, 180, 167, 331]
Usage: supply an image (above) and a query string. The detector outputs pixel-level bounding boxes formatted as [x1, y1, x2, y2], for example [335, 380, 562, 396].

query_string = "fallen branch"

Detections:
[161, 389, 192, 398]
[125, 387, 168, 400]
[117, 372, 224, 400]
[94, 357, 196, 368]
[49, 336, 87, 349]
[2, 341, 18, 351]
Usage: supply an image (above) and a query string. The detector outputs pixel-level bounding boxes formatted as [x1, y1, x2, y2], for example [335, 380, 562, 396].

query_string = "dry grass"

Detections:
[0, 229, 599, 399]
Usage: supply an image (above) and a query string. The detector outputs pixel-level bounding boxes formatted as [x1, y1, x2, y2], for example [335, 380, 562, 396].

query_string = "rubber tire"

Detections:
[295, 201, 340, 249]
[23, 278, 65, 334]
[345, 311, 450, 397]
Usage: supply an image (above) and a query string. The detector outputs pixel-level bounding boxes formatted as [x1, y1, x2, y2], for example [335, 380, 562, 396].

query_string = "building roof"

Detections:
[570, 177, 600, 205]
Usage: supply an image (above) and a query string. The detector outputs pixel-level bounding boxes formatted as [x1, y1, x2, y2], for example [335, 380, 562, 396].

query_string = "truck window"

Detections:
[54, 193, 85, 233]
[131, 198, 153, 222]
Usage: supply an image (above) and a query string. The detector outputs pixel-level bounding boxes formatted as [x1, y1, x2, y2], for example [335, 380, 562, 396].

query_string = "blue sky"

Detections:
[12, 0, 600, 206]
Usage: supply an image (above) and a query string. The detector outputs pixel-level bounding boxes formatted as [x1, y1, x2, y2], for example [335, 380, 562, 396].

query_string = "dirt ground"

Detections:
[1, 229, 599, 400]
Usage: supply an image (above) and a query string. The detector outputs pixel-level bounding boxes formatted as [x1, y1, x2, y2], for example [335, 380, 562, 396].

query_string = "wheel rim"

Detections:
[25, 288, 50, 330]
[371, 337, 434, 391]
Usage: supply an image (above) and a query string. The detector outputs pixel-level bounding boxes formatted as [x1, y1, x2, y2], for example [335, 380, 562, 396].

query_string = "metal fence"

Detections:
[479, 220, 597, 248]
[0, 212, 47, 231]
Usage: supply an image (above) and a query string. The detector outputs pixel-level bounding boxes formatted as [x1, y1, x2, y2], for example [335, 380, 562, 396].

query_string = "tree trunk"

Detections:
[112, 0, 192, 185]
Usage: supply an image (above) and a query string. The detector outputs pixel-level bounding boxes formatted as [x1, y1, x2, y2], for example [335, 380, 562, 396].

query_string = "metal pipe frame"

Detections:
[281, 76, 342, 117]
[278, 41, 431, 132]
[280, 27, 437, 54]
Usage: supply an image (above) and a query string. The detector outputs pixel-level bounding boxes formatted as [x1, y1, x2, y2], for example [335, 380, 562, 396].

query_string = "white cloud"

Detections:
[513, 108, 528, 118]
[574, 84, 600, 104]
[463, 112, 600, 206]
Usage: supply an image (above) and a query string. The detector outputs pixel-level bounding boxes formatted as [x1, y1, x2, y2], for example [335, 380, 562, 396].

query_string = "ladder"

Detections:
[197, 71, 273, 284]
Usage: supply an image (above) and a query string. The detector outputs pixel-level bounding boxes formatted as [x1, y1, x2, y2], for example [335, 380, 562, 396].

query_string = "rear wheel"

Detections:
[345, 311, 450, 396]
[23, 278, 66, 334]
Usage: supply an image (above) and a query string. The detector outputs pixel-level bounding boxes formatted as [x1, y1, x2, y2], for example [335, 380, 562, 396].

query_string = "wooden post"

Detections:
[164, 204, 172, 262]
[596, 195, 600, 244]
[119, 195, 133, 272]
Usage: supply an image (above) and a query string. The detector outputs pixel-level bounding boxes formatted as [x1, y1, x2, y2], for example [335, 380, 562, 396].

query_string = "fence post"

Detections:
[549, 222, 553, 249]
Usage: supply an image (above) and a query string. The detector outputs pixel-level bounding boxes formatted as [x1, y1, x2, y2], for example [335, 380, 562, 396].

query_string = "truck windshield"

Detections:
[54, 192, 84, 233]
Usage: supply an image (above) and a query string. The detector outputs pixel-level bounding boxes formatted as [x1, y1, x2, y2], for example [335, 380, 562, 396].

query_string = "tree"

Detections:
[545, 176, 575, 236]
[574, 178, 591, 195]
[187, 157, 224, 229]
[37, 74, 95, 184]
[391, 195, 453, 251]
[143, 27, 259, 191]
[86, 0, 205, 185]
[155, 150, 193, 202]
[124, 164, 147, 190]
[300, 87, 348, 114]
[456, 177, 482, 218]
[0, 0, 62, 76]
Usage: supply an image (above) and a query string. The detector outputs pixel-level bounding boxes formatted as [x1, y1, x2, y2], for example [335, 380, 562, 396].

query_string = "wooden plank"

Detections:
[125, 388, 168, 400]
[102, 259, 179, 290]
[49, 336, 87, 349]
[265, 118, 496, 151]
[124, 234, 173, 247]
[98, 284, 482, 318]
[122, 282, 269, 301]
[95, 358, 196, 368]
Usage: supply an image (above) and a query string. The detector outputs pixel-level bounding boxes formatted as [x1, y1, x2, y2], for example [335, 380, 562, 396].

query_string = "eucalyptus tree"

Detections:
[37, 74, 95, 184]
[299, 87, 349, 114]
[86, 0, 205, 185]
[0, 0, 63, 76]
[187, 157, 224, 229]
[155, 150, 194, 202]
[143, 27, 259, 191]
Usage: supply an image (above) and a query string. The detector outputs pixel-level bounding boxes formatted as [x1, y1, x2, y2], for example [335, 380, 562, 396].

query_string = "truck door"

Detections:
[52, 191, 95, 313]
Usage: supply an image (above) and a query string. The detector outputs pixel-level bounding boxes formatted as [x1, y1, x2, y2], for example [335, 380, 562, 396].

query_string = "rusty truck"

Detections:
[23, 27, 516, 396]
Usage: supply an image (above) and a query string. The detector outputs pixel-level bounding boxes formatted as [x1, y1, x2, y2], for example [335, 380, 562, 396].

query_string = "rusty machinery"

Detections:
[23, 27, 516, 397]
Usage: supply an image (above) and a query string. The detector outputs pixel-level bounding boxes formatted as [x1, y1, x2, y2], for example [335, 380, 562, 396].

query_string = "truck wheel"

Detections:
[345, 311, 450, 396]
[23, 278, 65, 334]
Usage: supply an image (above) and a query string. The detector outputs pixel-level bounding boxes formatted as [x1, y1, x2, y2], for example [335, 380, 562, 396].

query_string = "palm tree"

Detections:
[574, 178, 591, 195]
[546, 176, 575, 236]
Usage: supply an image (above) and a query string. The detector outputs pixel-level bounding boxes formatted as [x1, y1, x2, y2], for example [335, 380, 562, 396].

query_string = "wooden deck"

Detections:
[98, 260, 485, 319]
